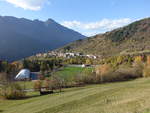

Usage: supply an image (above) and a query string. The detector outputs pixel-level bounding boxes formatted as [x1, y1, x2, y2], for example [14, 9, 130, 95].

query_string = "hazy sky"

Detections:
[0, 0, 149, 36]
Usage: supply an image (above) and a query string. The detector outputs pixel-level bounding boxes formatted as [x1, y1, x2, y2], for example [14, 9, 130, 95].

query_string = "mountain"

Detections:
[58, 17, 150, 57]
[0, 16, 85, 61]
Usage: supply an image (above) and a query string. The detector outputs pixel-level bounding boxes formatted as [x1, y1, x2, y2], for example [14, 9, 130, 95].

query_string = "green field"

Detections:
[13, 66, 91, 89]
[1, 78, 150, 113]
[55, 66, 93, 84]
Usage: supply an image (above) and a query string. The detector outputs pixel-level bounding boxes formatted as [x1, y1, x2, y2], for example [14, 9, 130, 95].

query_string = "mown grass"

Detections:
[1, 78, 150, 113]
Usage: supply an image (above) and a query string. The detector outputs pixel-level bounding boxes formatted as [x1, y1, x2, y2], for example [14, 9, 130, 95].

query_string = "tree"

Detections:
[95, 64, 113, 83]
[147, 56, 150, 65]
[85, 59, 92, 65]
[44, 78, 51, 90]
[134, 56, 143, 63]
[0, 73, 8, 85]
[40, 62, 48, 74]
[33, 80, 42, 91]
[50, 75, 64, 92]
[22, 59, 29, 69]
[0, 60, 2, 72]
[1, 83, 26, 99]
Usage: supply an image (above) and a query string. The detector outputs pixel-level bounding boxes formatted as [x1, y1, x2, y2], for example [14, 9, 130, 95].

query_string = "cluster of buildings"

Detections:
[35, 51, 98, 59]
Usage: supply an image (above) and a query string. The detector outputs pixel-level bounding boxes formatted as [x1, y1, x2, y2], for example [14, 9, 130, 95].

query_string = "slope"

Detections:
[1, 78, 150, 113]
[59, 18, 150, 57]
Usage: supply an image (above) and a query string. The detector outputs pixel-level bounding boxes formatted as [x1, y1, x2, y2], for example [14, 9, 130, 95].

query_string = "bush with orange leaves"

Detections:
[95, 63, 142, 83]
[95, 64, 114, 83]
[33, 80, 42, 91]
[132, 56, 144, 77]
[134, 56, 143, 63]
[43, 78, 51, 90]
[0, 83, 26, 99]
[143, 56, 150, 77]
[143, 65, 150, 77]
[146, 56, 150, 65]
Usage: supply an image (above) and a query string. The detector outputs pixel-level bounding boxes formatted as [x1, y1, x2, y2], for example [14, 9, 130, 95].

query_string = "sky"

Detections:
[0, 0, 149, 36]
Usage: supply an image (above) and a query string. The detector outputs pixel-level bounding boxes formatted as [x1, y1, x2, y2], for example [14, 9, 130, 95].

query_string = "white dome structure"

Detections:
[15, 69, 30, 80]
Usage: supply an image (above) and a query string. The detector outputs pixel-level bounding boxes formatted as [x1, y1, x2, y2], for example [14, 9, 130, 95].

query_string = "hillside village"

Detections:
[35, 51, 99, 59]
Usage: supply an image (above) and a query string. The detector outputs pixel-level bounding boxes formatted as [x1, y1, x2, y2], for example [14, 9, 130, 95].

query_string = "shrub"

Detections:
[0, 83, 26, 99]
[50, 75, 64, 92]
[33, 80, 42, 91]
[134, 56, 143, 63]
[146, 56, 150, 65]
[74, 74, 84, 85]
[80, 74, 94, 84]
[95, 64, 115, 83]
[98, 68, 138, 83]
[75, 69, 95, 84]
[0, 73, 8, 84]
[142, 56, 150, 78]
[85, 59, 93, 65]
[43, 78, 51, 90]
[95, 64, 141, 83]
[99, 71, 122, 82]
[115, 66, 142, 79]
[143, 65, 150, 77]
[38, 74, 45, 80]
[132, 61, 144, 77]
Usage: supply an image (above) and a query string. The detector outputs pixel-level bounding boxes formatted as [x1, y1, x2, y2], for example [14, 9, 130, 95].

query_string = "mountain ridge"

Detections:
[0, 16, 85, 61]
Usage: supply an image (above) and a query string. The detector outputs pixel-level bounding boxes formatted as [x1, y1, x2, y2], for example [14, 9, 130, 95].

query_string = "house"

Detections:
[82, 64, 91, 67]
[82, 64, 86, 68]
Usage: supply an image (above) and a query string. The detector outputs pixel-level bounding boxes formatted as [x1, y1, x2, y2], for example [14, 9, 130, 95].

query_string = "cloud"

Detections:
[62, 21, 81, 29]
[61, 18, 133, 36]
[4, 0, 49, 10]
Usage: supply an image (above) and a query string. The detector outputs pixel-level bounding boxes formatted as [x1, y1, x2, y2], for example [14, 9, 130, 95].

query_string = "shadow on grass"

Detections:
[0, 110, 3, 112]
[7, 93, 41, 100]
[9, 91, 56, 100]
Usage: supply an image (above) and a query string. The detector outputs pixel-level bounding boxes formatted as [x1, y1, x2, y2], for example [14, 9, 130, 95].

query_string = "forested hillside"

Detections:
[59, 18, 150, 57]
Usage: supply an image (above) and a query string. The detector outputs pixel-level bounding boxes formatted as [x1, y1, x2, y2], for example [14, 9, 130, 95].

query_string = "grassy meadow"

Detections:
[13, 66, 92, 89]
[1, 78, 150, 113]
[55, 66, 93, 85]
